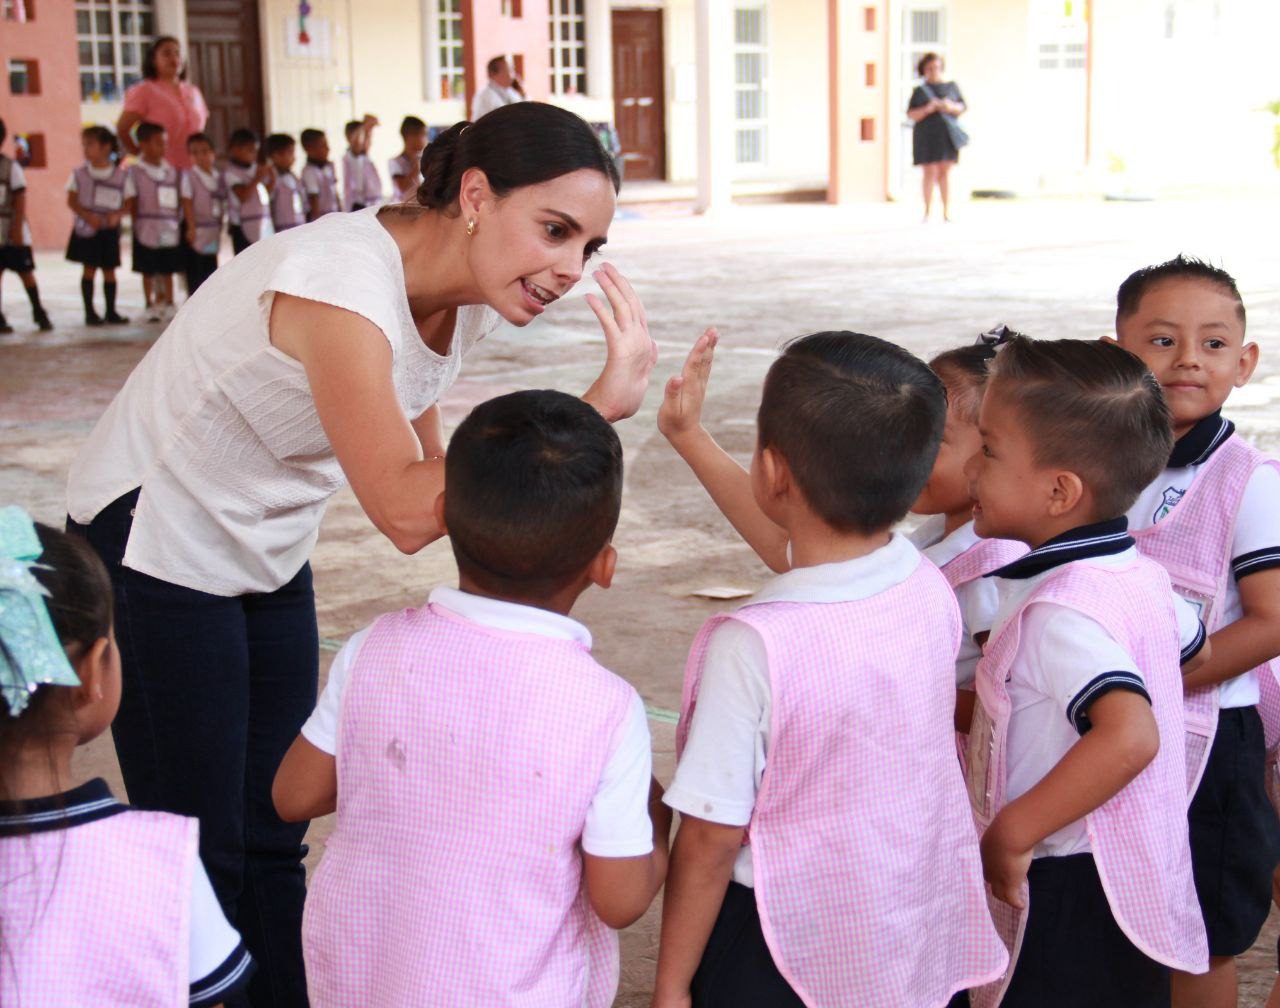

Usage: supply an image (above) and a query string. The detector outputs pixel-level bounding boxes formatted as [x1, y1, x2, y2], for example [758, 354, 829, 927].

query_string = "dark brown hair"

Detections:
[987, 336, 1173, 518]
[142, 35, 186, 81]
[917, 52, 942, 77]
[758, 332, 946, 534]
[930, 343, 999, 424]
[1116, 254, 1246, 329]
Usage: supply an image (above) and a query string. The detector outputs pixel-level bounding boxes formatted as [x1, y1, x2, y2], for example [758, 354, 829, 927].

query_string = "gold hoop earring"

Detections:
[466, 218, 476, 237]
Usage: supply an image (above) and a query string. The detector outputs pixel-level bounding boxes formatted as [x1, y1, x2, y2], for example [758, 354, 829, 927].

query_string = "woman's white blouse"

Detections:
[67, 207, 499, 596]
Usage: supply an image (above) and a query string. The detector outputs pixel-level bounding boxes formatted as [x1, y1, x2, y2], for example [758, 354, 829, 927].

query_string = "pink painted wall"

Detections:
[462, 1, 552, 111]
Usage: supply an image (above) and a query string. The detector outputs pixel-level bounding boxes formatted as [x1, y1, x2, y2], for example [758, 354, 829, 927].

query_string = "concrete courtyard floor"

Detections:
[4, 187, 1280, 1004]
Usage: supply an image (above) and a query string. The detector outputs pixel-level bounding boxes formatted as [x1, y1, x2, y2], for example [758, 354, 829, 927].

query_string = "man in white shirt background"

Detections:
[471, 56, 525, 121]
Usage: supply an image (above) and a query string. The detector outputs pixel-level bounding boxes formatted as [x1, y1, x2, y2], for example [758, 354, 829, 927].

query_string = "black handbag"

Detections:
[922, 83, 969, 149]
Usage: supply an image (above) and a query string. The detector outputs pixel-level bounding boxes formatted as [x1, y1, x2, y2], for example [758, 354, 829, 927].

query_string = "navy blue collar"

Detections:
[0, 778, 127, 837]
[1168, 412, 1233, 468]
[988, 517, 1133, 580]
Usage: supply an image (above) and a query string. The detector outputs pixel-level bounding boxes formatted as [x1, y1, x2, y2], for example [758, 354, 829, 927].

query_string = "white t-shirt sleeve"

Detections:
[1023, 602, 1147, 734]
[180, 173, 193, 199]
[9, 161, 26, 190]
[123, 170, 137, 201]
[955, 576, 1001, 687]
[302, 167, 320, 195]
[1232, 464, 1280, 578]
[664, 619, 769, 827]
[1174, 593, 1207, 662]
[66, 171, 80, 193]
[188, 858, 252, 1004]
[581, 691, 655, 857]
[301, 627, 371, 755]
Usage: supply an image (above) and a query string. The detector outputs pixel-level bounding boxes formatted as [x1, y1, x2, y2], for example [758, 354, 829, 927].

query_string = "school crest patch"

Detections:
[1153, 485, 1186, 523]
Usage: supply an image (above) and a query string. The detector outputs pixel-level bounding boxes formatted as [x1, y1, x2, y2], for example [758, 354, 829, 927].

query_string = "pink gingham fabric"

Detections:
[679, 558, 1008, 1008]
[938, 537, 1028, 593]
[0, 810, 195, 1006]
[1132, 435, 1280, 795]
[302, 601, 636, 1008]
[965, 557, 1208, 1008]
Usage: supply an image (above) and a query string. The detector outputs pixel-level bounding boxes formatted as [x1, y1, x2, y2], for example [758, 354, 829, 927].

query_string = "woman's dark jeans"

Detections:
[70, 490, 316, 1007]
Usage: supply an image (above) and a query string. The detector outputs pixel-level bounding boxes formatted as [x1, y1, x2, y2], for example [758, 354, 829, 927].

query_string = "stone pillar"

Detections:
[694, 0, 733, 214]
[154, 0, 188, 53]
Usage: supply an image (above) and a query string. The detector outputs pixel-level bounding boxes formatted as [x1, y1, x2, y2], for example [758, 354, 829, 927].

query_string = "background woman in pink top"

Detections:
[116, 37, 209, 171]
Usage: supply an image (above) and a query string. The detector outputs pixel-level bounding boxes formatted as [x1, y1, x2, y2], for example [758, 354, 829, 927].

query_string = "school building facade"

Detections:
[3, 0, 1275, 249]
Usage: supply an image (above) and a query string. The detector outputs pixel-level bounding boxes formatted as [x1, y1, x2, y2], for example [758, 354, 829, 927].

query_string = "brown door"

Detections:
[611, 9, 665, 181]
[185, 0, 265, 152]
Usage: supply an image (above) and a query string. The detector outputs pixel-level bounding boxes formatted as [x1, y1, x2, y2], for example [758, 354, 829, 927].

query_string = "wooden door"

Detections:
[611, 9, 665, 181]
[185, 0, 265, 151]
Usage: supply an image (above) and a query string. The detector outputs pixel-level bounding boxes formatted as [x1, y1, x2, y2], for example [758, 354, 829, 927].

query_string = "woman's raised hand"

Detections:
[657, 327, 719, 444]
[582, 263, 658, 422]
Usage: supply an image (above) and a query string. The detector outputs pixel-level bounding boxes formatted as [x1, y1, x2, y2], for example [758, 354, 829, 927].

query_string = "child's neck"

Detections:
[787, 519, 891, 570]
[88, 157, 111, 169]
[142, 155, 164, 167]
[457, 573, 583, 617]
[3, 737, 78, 802]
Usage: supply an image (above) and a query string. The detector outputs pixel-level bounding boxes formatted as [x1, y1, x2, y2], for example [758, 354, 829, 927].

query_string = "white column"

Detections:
[154, 0, 189, 54]
[584, 0, 613, 102]
[695, 0, 733, 214]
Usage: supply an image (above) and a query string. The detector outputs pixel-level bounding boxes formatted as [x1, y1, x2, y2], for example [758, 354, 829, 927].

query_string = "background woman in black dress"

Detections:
[907, 52, 967, 222]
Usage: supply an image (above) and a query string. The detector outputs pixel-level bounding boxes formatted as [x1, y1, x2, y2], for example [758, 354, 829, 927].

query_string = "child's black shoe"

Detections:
[104, 311, 129, 325]
[34, 309, 53, 332]
[85, 309, 105, 326]
[0, 314, 11, 334]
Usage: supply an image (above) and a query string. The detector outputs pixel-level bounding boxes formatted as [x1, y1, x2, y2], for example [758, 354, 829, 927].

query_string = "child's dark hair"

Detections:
[444, 390, 623, 599]
[186, 131, 213, 151]
[758, 332, 946, 534]
[229, 127, 259, 149]
[418, 102, 619, 212]
[135, 121, 166, 145]
[930, 344, 1000, 424]
[400, 115, 427, 137]
[987, 336, 1173, 518]
[264, 133, 296, 158]
[0, 118, 6, 144]
[82, 125, 121, 160]
[344, 120, 363, 140]
[1116, 254, 1245, 328]
[300, 128, 325, 151]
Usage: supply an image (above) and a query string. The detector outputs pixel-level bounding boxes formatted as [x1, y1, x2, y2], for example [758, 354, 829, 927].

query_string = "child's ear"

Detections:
[1099, 334, 1120, 347]
[761, 446, 790, 500]
[587, 543, 617, 590]
[1237, 341, 1260, 387]
[433, 492, 448, 534]
[1047, 469, 1086, 518]
[70, 637, 112, 709]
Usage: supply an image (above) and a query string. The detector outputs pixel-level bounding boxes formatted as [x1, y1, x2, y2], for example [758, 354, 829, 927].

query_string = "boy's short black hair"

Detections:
[135, 121, 166, 144]
[186, 131, 213, 150]
[758, 332, 946, 534]
[344, 120, 362, 139]
[445, 390, 623, 599]
[988, 336, 1173, 518]
[300, 128, 325, 150]
[400, 115, 427, 137]
[228, 127, 258, 149]
[264, 133, 296, 158]
[1117, 254, 1246, 329]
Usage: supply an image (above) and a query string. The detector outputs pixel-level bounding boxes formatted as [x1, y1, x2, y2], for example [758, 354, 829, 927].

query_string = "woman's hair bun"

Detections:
[417, 121, 471, 209]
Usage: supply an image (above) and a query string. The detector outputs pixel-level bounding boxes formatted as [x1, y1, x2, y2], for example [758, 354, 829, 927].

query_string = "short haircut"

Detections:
[300, 128, 325, 150]
[758, 332, 946, 535]
[135, 121, 166, 144]
[987, 336, 1173, 518]
[264, 133, 296, 158]
[929, 343, 999, 424]
[486, 55, 509, 77]
[344, 120, 362, 139]
[917, 51, 942, 77]
[445, 389, 623, 599]
[228, 127, 258, 148]
[400, 115, 427, 137]
[1116, 254, 1246, 329]
[186, 131, 213, 150]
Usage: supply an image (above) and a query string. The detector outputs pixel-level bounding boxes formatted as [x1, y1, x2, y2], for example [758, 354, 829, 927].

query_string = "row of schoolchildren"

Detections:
[0, 113, 432, 332]
[3, 256, 1279, 1008]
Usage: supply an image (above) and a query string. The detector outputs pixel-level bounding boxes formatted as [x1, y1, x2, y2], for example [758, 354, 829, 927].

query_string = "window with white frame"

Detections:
[436, 0, 464, 101]
[548, 0, 586, 97]
[75, 0, 153, 102]
[733, 3, 768, 165]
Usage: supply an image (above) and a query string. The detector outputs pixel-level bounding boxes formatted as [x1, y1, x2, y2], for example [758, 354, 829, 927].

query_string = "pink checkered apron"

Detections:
[1131, 435, 1280, 798]
[0, 809, 196, 1006]
[965, 558, 1208, 1008]
[270, 172, 307, 232]
[131, 162, 182, 248]
[185, 167, 228, 255]
[72, 163, 128, 238]
[936, 536, 1028, 769]
[302, 602, 636, 1008]
[679, 559, 1008, 1008]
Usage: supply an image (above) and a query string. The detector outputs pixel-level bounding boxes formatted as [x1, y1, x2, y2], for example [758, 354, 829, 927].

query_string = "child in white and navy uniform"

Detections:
[0, 116, 53, 332]
[388, 115, 427, 203]
[0, 509, 253, 1007]
[1113, 255, 1280, 1006]
[274, 391, 669, 1008]
[300, 128, 341, 220]
[180, 132, 227, 295]
[225, 128, 273, 255]
[963, 336, 1208, 1008]
[65, 125, 129, 325]
[653, 330, 1006, 1008]
[342, 115, 382, 211]
[125, 121, 182, 322]
[265, 133, 306, 233]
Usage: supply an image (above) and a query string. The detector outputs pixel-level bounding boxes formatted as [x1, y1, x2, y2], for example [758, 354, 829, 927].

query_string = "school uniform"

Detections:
[0, 153, 35, 273]
[224, 159, 273, 254]
[180, 165, 227, 294]
[66, 162, 127, 269]
[269, 169, 307, 232]
[342, 150, 382, 210]
[386, 152, 421, 203]
[0, 778, 254, 1007]
[1128, 411, 1280, 956]
[126, 159, 182, 275]
[300, 586, 655, 1008]
[668, 535, 1008, 1008]
[966, 520, 1209, 1008]
[300, 159, 341, 218]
